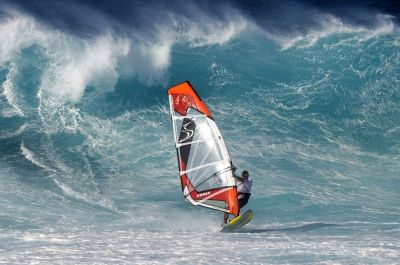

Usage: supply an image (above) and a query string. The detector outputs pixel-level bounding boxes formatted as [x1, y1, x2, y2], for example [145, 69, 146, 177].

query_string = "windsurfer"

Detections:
[224, 170, 253, 224]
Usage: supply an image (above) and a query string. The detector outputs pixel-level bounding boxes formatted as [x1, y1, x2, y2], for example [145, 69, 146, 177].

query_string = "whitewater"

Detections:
[0, 0, 399, 264]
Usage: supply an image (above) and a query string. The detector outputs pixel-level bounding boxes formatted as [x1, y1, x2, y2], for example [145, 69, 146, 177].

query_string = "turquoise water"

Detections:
[0, 3, 399, 264]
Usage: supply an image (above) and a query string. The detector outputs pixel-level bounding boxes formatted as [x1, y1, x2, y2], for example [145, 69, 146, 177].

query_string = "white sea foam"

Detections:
[0, 14, 129, 104]
[39, 34, 130, 103]
[2, 229, 399, 264]
[0, 10, 249, 134]
[0, 9, 248, 104]
[177, 13, 248, 47]
[119, 12, 248, 85]
[119, 41, 173, 86]
[208, 62, 237, 90]
[0, 14, 48, 65]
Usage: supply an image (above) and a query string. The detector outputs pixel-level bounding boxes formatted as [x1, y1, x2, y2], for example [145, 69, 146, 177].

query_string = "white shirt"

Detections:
[236, 177, 253, 194]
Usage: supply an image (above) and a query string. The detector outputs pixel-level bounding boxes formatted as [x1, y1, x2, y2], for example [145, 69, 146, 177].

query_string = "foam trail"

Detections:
[53, 179, 116, 210]
[20, 141, 47, 169]
[0, 123, 27, 139]
[1, 64, 24, 117]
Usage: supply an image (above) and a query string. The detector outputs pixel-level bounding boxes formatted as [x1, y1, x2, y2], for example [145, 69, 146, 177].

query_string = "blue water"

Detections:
[0, 1, 399, 264]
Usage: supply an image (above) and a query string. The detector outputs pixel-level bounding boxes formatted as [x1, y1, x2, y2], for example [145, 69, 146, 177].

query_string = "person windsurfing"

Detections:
[168, 81, 253, 228]
[224, 169, 253, 224]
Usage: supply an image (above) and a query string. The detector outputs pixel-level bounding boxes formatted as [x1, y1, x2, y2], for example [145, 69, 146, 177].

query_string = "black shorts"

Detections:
[238, 192, 251, 208]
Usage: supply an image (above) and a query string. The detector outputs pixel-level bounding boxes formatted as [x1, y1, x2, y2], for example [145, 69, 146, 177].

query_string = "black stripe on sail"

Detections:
[178, 118, 196, 165]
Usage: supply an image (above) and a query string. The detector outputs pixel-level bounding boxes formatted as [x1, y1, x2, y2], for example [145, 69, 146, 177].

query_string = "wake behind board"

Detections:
[221, 209, 253, 232]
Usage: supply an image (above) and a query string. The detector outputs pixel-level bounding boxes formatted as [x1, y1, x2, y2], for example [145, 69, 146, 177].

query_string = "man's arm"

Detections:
[233, 174, 244, 181]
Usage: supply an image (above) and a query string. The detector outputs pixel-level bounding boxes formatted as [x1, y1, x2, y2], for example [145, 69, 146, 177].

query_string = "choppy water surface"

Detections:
[0, 0, 399, 264]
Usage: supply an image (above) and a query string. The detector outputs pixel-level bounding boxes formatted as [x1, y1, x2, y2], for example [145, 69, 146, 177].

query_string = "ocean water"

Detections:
[0, 1, 399, 264]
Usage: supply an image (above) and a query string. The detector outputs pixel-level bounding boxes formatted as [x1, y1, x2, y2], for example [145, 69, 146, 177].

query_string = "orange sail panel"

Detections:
[168, 81, 212, 117]
[168, 81, 239, 216]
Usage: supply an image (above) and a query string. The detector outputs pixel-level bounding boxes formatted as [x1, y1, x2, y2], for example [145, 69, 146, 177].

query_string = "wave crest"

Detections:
[262, 13, 396, 50]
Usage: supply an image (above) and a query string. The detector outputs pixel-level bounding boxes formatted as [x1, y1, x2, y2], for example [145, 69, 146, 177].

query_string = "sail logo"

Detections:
[197, 191, 210, 198]
[179, 120, 195, 143]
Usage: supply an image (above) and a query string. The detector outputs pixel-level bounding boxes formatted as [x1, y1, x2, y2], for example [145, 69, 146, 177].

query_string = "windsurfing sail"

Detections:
[168, 81, 239, 216]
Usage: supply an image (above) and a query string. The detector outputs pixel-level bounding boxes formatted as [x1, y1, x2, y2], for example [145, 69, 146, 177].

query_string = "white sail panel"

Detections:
[167, 81, 239, 215]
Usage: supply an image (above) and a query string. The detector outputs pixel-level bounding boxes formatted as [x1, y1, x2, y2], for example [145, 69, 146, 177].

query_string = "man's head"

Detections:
[242, 170, 249, 179]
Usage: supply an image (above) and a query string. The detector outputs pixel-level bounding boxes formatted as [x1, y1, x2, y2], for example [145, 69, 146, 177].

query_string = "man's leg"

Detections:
[224, 212, 229, 224]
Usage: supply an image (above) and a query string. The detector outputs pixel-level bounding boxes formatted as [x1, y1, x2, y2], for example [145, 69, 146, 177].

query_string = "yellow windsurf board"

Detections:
[221, 209, 253, 232]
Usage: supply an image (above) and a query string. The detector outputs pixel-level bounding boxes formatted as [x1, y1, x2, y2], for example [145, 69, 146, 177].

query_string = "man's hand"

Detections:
[234, 174, 244, 181]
